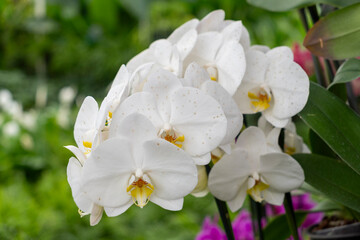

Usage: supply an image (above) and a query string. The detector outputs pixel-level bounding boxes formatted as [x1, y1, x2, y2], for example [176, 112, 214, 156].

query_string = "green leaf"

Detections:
[329, 58, 360, 88]
[303, 3, 360, 60]
[309, 129, 338, 158]
[293, 153, 360, 212]
[263, 211, 307, 240]
[298, 82, 360, 174]
[246, 0, 360, 12]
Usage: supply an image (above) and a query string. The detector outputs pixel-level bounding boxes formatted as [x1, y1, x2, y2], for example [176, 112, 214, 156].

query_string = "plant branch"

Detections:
[284, 192, 300, 240]
[205, 165, 235, 240]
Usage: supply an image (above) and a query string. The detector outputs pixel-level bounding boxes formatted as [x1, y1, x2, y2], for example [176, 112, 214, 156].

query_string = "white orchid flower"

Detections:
[127, 29, 197, 77]
[112, 68, 227, 165]
[184, 24, 246, 95]
[208, 126, 304, 212]
[183, 62, 243, 154]
[81, 113, 198, 212]
[284, 121, 310, 155]
[234, 47, 309, 128]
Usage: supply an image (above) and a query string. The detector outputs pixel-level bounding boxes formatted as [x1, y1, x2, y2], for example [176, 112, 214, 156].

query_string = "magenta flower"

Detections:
[232, 210, 255, 240]
[196, 217, 226, 240]
[292, 43, 314, 76]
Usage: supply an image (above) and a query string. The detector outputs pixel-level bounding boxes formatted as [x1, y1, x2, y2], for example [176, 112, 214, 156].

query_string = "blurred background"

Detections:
[0, 0, 305, 239]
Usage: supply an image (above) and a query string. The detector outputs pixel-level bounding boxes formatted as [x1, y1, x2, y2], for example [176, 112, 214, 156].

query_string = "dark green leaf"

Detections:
[293, 153, 360, 212]
[298, 82, 360, 174]
[303, 3, 360, 59]
[309, 130, 337, 158]
[263, 211, 307, 240]
[329, 58, 360, 88]
[246, 0, 360, 12]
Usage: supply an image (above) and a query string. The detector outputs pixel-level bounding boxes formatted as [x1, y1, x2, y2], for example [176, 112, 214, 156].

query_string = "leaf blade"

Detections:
[329, 58, 360, 88]
[293, 153, 360, 212]
[298, 82, 360, 174]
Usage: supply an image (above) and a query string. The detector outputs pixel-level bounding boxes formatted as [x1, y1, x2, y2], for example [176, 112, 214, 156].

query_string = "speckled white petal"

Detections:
[81, 138, 135, 208]
[227, 185, 248, 212]
[67, 157, 92, 213]
[197, 10, 225, 33]
[168, 19, 199, 44]
[142, 139, 197, 200]
[192, 153, 211, 165]
[236, 126, 267, 167]
[65, 145, 86, 165]
[266, 46, 293, 61]
[74, 96, 98, 150]
[266, 59, 309, 119]
[184, 62, 210, 89]
[113, 92, 164, 130]
[208, 149, 250, 201]
[201, 81, 242, 146]
[150, 39, 173, 67]
[240, 25, 251, 51]
[263, 110, 290, 128]
[90, 204, 103, 226]
[186, 32, 223, 65]
[263, 189, 285, 205]
[126, 49, 153, 73]
[175, 29, 197, 60]
[104, 201, 133, 217]
[150, 196, 183, 211]
[221, 21, 243, 42]
[143, 68, 182, 122]
[112, 64, 130, 88]
[266, 128, 282, 153]
[258, 115, 274, 136]
[220, 144, 232, 155]
[170, 87, 227, 157]
[216, 40, 246, 95]
[250, 45, 270, 53]
[242, 49, 269, 85]
[260, 153, 304, 192]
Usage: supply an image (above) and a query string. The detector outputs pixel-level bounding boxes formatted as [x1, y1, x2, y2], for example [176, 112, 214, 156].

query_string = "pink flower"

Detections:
[196, 217, 227, 240]
[292, 43, 314, 76]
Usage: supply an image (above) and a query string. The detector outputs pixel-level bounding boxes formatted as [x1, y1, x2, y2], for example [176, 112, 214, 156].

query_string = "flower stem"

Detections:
[284, 192, 300, 240]
[250, 198, 264, 240]
[205, 165, 235, 240]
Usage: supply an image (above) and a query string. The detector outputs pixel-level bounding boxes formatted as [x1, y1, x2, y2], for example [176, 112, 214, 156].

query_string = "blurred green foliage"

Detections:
[0, 0, 305, 239]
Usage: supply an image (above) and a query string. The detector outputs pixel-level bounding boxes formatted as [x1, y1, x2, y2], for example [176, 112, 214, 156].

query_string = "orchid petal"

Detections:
[221, 21, 243, 42]
[170, 87, 227, 157]
[227, 185, 248, 212]
[259, 153, 304, 192]
[81, 138, 135, 208]
[263, 189, 285, 206]
[208, 149, 251, 201]
[104, 201, 133, 217]
[65, 145, 86, 165]
[175, 29, 197, 60]
[151, 196, 184, 211]
[168, 19, 199, 44]
[197, 10, 225, 33]
[90, 204, 103, 226]
[142, 139, 197, 200]
[184, 62, 210, 89]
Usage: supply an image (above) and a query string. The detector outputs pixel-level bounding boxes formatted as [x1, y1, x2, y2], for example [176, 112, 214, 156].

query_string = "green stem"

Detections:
[284, 192, 300, 240]
[205, 165, 235, 240]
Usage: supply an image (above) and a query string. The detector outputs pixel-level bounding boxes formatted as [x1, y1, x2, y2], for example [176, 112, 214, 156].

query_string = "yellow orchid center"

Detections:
[247, 179, 270, 202]
[205, 66, 218, 82]
[83, 141, 92, 155]
[127, 178, 154, 208]
[285, 145, 296, 155]
[248, 89, 271, 112]
[159, 127, 185, 148]
[105, 111, 113, 127]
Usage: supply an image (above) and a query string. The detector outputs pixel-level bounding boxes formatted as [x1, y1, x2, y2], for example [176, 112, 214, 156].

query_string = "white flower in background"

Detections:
[184, 20, 246, 95]
[81, 113, 197, 213]
[234, 47, 309, 128]
[183, 62, 243, 153]
[112, 68, 227, 165]
[208, 127, 304, 212]
[3, 121, 20, 137]
[127, 29, 197, 77]
[59, 86, 77, 106]
[0, 89, 13, 108]
[284, 121, 310, 155]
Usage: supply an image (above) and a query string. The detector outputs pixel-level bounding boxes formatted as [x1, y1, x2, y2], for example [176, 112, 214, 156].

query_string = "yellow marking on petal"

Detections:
[247, 180, 269, 202]
[210, 76, 217, 81]
[285, 145, 296, 155]
[105, 111, 113, 127]
[127, 178, 154, 208]
[163, 133, 185, 148]
[108, 111, 112, 118]
[83, 141, 92, 155]
[247, 91, 271, 112]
